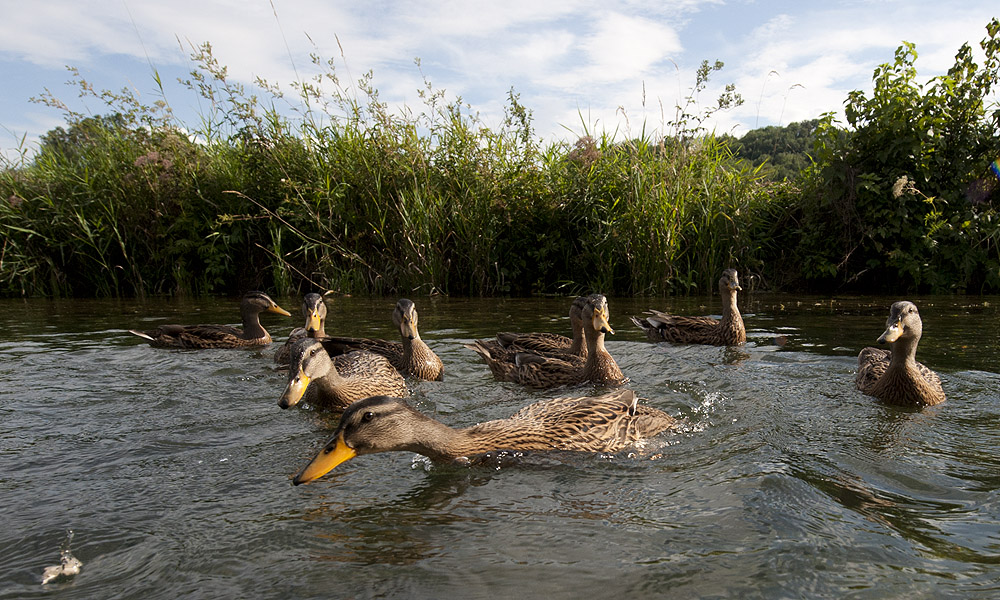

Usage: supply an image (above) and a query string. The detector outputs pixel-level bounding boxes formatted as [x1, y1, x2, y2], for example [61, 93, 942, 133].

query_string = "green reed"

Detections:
[0, 44, 791, 297]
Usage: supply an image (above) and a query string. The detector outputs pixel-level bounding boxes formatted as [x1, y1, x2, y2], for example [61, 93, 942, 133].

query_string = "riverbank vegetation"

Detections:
[2, 19, 998, 297]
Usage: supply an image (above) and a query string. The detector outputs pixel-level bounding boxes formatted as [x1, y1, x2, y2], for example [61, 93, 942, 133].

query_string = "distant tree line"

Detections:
[721, 119, 820, 182]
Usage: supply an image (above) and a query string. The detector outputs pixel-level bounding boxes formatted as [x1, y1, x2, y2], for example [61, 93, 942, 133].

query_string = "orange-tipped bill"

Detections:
[278, 372, 311, 409]
[293, 432, 357, 485]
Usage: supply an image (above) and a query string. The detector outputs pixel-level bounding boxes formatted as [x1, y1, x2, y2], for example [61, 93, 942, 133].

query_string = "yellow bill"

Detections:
[278, 373, 311, 409]
[293, 432, 357, 485]
[307, 310, 323, 332]
[593, 310, 615, 335]
[268, 304, 292, 317]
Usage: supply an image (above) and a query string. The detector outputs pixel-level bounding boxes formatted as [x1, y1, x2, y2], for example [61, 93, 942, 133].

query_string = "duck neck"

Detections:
[401, 331, 440, 377]
[569, 321, 585, 356]
[309, 319, 327, 339]
[720, 289, 740, 324]
[401, 332, 419, 361]
[313, 356, 346, 393]
[582, 327, 622, 383]
[399, 415, 478, 461]
[888, 336, 920, 373]
[875, 335, 936, 404]
[240, 307, 268, 341]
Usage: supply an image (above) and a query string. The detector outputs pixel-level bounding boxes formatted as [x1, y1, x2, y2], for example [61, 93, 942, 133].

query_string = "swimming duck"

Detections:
[477, 295, 589, 359]
[278, 338, 409, 411]
[631, 269, 746, 346]
[468, 294, 625, 389]
[292, 389, 678, 484]
[128, 291, 291, 349]
[274, 293, 328, 365]
[319, 298, 444, 381]
[856, 301, 945, 407]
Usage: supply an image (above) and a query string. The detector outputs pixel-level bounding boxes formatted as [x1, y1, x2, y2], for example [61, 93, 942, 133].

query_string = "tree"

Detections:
[794, 18, 1000, 293]
[724, 119, 819, 181]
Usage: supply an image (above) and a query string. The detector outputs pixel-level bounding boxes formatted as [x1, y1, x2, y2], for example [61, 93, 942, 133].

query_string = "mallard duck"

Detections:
[278, 338, 409, 411]
[274, 293, 328, 365]
[292, 389, 678, 484]
[631, 269, 746, 346]
[468, 294, 625, 389]
[128, 291, 291, 349]
[477, 295, 589, 359]
[319, 298, 444, 381]
[856, 300, 945, 407]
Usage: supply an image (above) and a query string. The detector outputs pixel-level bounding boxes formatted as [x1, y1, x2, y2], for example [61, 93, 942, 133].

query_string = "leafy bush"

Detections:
[795, 18, 1000, 293]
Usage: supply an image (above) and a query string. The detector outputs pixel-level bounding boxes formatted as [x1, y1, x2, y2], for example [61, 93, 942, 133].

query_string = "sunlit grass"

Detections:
[0, 45, 792, 297]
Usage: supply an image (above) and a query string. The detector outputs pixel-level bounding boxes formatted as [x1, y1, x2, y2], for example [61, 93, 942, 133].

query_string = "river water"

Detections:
[1, 293, 998, 598]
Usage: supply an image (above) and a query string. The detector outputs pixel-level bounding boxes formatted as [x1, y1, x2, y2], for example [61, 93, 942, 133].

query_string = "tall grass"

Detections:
[0, 44, 792, 297]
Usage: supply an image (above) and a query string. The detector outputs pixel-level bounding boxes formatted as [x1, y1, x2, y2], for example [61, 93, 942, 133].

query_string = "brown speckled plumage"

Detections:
[292, 389, 679, 483]
[128, 291, 291, 349]
[468, 294, 624, 389]
[278, 338, 409, 412]
[632, 269, 746, 346]
[274, 293, 328, 365]
[320, 298, 444, 381]
[478, 296, 590, 359]
[856, 301, 945, 407]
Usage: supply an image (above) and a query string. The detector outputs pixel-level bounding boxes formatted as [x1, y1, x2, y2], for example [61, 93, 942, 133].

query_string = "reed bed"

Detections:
[0, 44, 795, 298]
[5, 37, 995, 297]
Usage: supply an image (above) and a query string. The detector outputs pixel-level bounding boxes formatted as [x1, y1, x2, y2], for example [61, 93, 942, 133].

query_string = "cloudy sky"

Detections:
[0, 1, 997, 160]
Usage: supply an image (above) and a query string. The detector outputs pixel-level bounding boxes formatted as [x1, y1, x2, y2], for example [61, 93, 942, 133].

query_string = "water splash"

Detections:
[410, 454, 435, 471]
[41, 529, 82, 585]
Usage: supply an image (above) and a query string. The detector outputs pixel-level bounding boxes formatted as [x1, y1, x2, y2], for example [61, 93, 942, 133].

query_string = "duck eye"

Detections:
[362, 411, 375, 422]
[310, 348, 318, 356]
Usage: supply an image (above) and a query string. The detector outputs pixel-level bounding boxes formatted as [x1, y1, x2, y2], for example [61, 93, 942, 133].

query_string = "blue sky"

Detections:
[1, 1, 997, 162]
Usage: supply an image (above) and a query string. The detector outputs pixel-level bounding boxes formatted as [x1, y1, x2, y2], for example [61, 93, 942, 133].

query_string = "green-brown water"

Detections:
[1, 294, 998, 598]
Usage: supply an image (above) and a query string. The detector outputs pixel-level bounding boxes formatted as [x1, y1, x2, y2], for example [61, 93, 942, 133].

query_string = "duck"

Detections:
[128, 291, 291, 349]
[318, 298, 444, 381]
[476, 295, 589, 359]
[274, 293, 328, 366]
[468, 294, 625, 389]
[631, 268, 746, 346]
[278, 338, 409, 411]
[292, 389, 678, 484]
[855, 300, 945, 407]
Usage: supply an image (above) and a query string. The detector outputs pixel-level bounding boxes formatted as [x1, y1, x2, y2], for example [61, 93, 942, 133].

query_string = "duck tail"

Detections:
[464, 340, 493, 361]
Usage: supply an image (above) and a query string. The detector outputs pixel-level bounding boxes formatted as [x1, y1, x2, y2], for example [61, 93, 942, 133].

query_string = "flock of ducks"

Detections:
[128, 270, 947, 486]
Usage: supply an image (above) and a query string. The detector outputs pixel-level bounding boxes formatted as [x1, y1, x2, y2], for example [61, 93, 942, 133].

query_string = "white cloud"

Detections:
[0, 0, 997, 157]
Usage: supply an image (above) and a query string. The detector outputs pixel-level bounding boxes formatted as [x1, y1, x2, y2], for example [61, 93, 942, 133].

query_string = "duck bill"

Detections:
[268, 304, 292, 317]
[307, 311, 323, 333]
[293, 432, 357, 485]
[878, 322, 902, 344]
[399, 319, 417, 340]
[593, 313, 615, 335]
[278, 373, 311, 409]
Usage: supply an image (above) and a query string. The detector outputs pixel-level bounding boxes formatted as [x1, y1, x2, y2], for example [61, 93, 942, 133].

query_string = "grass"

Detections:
[4, 41, 990, 297]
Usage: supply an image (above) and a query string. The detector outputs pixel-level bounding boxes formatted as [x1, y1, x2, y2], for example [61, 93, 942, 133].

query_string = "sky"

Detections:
[0, 1, 997, 162]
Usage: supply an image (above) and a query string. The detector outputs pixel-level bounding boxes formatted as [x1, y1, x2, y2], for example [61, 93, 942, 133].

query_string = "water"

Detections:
[1, 294, 998, 598]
